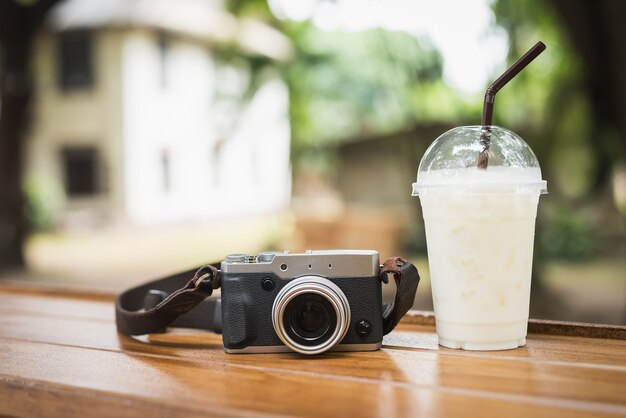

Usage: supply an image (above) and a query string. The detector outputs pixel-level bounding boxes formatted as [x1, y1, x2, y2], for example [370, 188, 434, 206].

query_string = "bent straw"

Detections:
[477, 41, 546, 169]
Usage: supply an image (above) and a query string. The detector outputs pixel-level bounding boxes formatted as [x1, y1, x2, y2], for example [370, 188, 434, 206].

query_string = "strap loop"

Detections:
[380, 256, 421, 335]
[194, 273, 212, 288]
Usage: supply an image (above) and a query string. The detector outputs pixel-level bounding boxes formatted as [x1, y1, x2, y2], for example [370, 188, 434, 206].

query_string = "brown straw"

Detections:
[477, 41, 546, 169]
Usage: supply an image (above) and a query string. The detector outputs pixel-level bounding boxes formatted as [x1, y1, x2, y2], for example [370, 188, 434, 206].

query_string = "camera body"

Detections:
[220, 250, 384, 354]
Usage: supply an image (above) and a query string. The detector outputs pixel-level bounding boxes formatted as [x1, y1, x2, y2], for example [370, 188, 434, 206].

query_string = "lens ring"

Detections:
[273, 282, 349, 354]
[280, 288, 341, 343]
[272, 276, 351, 355]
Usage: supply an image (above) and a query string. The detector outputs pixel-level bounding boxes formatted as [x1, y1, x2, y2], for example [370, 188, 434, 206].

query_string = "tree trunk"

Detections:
[0, 0, 60, 271]
[0, 32, 33, 268]
[552, 0, 626, 187]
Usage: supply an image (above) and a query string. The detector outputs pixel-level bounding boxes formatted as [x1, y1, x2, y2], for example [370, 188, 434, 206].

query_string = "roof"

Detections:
[47, 0, 292, 61]
[335, 123, 453, 150]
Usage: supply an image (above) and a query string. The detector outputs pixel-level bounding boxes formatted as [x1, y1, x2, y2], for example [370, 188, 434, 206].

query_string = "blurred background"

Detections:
[0, 0, 624, 325]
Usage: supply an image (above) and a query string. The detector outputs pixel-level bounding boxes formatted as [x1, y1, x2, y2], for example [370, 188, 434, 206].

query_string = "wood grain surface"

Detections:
[0, 285, 625, 417]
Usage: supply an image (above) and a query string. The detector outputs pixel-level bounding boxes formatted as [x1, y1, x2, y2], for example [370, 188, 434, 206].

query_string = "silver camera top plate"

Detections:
[221, 249, 379, 279]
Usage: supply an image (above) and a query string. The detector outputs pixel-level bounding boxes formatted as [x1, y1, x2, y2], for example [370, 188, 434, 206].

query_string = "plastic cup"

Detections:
[412, 126, 547, 350]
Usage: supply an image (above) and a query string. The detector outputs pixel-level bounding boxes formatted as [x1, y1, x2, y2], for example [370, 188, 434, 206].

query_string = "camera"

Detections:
[220, 250, 385, 354]
[116, 248, 419, 355]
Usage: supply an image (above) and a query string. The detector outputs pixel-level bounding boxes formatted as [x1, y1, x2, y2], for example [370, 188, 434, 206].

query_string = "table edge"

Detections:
[1, 280, 625, 340]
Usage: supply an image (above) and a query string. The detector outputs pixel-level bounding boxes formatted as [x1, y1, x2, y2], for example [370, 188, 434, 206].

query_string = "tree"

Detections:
[551, 0, 626, 189]
[0, 0, 60, 270]
[284, 27, 446, 157]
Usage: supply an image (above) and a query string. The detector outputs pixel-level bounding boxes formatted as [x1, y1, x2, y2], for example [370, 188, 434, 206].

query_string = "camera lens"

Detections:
[272, 276, 350, 355]
[285, 293, 336, 341]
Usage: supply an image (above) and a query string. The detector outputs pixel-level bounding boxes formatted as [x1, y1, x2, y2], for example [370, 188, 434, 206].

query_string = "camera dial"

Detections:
[272, 276, 350, 355]
[225, 254, 247, 263]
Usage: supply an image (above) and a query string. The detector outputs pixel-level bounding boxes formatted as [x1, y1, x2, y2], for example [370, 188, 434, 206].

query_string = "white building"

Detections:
[26, 0, 292, 227]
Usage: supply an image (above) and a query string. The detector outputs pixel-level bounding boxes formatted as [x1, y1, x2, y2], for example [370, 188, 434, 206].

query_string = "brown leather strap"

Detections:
[380, 256, 421, 335]
[115, 265, 220, 336]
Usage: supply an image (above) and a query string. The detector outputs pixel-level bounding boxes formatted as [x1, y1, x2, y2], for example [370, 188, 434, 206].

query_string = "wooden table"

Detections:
[1, 283, 625, 418]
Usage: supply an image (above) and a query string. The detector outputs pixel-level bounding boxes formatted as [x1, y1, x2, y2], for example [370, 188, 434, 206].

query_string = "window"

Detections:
[58, 30, 93, 90]
[61, 146, 99, 197]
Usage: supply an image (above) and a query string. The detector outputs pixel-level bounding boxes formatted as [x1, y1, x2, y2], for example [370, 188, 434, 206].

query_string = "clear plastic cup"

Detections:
[412, 126, 547, 350]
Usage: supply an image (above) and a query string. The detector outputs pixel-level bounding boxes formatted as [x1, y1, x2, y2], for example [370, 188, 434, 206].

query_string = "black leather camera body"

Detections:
[220, 250, 384, 354]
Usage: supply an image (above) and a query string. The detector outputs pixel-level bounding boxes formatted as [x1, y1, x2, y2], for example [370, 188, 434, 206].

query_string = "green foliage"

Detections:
[283, 24, 475, 160]
[540, 204, 597, 261]
[491, 0, 583, 133]
[225, 0, 273, 18]
[549, 92, 596, 199]
[24, 176, 64, 231]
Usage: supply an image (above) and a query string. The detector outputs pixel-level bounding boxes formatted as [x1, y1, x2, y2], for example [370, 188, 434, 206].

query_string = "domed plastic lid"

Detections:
[412, 126, 547, 195]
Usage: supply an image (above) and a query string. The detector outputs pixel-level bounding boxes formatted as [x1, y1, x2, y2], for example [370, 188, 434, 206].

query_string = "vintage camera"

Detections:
[116, 249, 418, 353]
[220, 250, 385, 354]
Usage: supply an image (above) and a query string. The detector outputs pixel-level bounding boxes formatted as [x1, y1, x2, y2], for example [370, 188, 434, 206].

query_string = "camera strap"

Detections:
[115, 257, 420, 337]
[380, 257, 421, 335]
[115, 265, 222, 336]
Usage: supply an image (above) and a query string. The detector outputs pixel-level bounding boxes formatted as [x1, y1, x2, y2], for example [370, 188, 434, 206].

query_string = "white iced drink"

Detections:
[412, 126, 546, 350]
[419, 167, 541, 350]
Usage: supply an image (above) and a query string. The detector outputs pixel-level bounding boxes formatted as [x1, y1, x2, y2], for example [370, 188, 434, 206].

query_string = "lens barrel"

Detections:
[272, 276, 351, 355]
